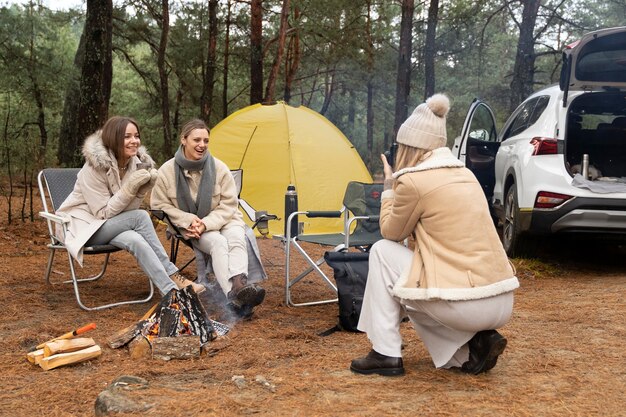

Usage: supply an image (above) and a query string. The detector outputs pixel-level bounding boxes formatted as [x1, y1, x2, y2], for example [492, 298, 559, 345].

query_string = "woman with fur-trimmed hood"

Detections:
[350, 94, 519, 377]
[56, 116, 204, 296]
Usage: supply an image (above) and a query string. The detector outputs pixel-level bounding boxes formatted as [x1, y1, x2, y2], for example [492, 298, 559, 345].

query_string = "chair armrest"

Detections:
[350, 215, 380, 224]
[39, 212, 68, 224]
[305, 210, 342, 218]
[150, 209, 166, 221]
[149, 209, 186, 239]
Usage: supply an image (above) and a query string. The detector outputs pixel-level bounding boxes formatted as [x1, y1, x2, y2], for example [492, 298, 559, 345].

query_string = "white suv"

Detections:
[453, 26, 626, 257]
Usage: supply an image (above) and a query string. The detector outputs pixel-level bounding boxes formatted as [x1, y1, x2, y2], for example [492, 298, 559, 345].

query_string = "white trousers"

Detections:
[193, 224, 248, 295]
[358, 239, 514, 368]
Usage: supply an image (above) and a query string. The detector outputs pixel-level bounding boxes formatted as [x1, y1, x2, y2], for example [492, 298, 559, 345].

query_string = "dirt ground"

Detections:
[0, 196, 625, 416]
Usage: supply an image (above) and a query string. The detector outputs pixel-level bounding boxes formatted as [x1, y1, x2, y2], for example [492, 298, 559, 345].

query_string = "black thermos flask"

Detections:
[284, 184, 298, 238]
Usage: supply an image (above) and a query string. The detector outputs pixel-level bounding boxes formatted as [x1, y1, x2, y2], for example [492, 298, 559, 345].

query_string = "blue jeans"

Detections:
[87, 210, 178, 295]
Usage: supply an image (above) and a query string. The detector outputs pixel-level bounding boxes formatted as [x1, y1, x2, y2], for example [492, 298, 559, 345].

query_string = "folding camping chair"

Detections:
[37, 168, 154, 311]
[151, 169, 277, 282]
[284, 181, 383, 307]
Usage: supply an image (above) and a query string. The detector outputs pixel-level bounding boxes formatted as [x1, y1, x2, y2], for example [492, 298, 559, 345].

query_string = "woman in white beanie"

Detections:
[350, 94, 519, 376]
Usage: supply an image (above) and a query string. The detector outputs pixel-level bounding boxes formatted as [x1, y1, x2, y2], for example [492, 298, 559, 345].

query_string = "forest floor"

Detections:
[0, 195, 625, 416]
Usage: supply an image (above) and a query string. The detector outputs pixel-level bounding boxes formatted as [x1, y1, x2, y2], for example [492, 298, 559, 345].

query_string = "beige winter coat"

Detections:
[380, 147, 519, 301]
[150, 156, 244, 234]
[55, 132, 156, 265]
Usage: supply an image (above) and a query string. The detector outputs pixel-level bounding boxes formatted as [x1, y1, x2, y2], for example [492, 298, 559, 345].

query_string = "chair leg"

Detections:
[44, 247, 56, 284]
[170, 237, 179, 263]
[62, 253, 110, 284]
[65, 252, 155, 311]
[285, 237, 339, 307]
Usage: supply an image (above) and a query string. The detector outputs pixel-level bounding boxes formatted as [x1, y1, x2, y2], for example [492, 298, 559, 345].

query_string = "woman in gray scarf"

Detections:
[151, 119, 265, 316]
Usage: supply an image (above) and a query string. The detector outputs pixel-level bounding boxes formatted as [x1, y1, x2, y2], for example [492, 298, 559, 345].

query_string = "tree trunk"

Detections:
[264, 0, 290, 103]
[250, 0, 263, 105]
[509, 0, 541, 113]
[423, 0, 439, 99]
[59, 0, 112, 167]
[283, 4, 300, 103]
[394, 0, 414, 138]
[2, 94, 13, 224]
[201, 0, 218, 124]
[319, 68, 336, 116]
[158, 0, 172, 158]
[365, 0, 374, 167]
[222, 0, 232, 119]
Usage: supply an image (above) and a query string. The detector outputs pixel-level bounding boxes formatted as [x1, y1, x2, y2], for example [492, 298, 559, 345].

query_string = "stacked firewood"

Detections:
[27, 323, 101, 371]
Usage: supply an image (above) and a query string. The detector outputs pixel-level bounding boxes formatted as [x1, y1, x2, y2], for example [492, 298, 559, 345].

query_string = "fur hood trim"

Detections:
[393, 147, 464, 179]
[82, 130, 155, 170]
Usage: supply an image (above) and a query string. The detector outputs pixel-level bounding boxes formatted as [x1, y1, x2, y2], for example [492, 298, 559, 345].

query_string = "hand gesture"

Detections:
[380, 154, 393, 180]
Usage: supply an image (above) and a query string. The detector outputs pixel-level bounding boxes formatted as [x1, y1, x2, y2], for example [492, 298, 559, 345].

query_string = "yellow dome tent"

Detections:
[210, 102, 372, 236]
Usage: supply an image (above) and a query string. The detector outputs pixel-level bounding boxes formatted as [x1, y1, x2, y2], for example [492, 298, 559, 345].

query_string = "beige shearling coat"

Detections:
[380, 147, 519, 301]
[150, 156, 244, 233]
[55, 132, 156, 265]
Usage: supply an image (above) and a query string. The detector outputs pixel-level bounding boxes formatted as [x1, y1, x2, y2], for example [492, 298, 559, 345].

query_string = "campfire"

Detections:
[107, 287, 229, 360]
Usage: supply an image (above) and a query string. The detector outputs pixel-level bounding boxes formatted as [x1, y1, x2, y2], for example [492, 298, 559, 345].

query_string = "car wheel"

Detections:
[502, 186, 532, 257]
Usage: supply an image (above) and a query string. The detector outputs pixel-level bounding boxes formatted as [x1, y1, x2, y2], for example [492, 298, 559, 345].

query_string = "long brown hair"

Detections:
[101, 116, 140, 161]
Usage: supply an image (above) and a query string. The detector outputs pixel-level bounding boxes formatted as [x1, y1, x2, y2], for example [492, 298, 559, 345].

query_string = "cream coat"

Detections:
[56, 132, 156, 265]
[150, 156, 244, 233]
[380, 147, 519, 301]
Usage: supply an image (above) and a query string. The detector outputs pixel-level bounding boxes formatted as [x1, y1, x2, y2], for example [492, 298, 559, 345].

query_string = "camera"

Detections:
[384, 143, 398, 166]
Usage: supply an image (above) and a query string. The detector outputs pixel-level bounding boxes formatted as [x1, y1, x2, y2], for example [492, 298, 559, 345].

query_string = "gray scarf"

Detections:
[174, 146, 216, 219]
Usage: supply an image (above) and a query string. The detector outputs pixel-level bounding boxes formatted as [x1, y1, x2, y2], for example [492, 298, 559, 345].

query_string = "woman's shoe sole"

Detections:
[350, 365, 405, 376]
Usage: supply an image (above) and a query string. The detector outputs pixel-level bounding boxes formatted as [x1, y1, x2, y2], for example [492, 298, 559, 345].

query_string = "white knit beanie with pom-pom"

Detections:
[396, 93, 450, 150]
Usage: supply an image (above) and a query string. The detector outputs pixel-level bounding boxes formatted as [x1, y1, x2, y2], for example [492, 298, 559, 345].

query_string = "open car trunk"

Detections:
[565, 91, 626, 180]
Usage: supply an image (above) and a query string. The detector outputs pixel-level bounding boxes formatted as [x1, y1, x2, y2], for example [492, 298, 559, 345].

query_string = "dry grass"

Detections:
[0, 196, 625, 416]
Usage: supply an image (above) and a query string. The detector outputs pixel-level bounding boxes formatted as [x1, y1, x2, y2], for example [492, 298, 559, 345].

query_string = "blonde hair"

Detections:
[179, 119, 210, 143]
[394, 143, 430, 171]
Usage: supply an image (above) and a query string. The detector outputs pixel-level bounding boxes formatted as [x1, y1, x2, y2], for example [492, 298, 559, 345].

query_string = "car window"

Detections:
[467, 103, 498, 143]
[501, 95, 550, 141]
[576, 33, 626, 83]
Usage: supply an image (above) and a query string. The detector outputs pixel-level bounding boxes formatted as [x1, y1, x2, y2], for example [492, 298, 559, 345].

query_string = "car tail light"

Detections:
[530, 137, 558, 156]
[530, 137, 558, 155]
[534, 191, 573, 209]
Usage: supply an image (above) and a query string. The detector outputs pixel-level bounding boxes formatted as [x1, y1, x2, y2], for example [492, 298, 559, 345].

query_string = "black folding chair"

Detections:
[284, 181, 383, 307]
[37, 168, 154, 311]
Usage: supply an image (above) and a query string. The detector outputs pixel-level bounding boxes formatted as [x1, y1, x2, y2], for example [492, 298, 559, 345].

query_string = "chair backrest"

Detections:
[38, 168, 80, 244]
[342, 181, 383, 236]
[231, 169, 243, 197]
[38, 168, 80, 213]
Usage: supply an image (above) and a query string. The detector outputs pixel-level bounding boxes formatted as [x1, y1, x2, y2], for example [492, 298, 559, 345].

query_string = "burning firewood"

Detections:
[108, 288, 230, 360]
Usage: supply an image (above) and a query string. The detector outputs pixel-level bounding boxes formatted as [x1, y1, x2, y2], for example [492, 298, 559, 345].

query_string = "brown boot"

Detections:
[227, 273, 265, 308]
[170, 271, 206, 294]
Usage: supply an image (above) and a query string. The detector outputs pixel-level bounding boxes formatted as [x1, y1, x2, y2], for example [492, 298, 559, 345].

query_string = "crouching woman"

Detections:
[350, 94, 519, 377]
[56, 116, 203, 296]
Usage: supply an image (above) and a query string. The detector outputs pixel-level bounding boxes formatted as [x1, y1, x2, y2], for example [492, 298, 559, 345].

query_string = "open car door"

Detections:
[452, 98, 499, 202]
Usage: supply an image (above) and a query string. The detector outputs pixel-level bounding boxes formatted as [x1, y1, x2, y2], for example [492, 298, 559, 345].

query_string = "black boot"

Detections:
[350, 350, 405, 376]
[461, 330, 507, 375]
[227, 273, 266, 308]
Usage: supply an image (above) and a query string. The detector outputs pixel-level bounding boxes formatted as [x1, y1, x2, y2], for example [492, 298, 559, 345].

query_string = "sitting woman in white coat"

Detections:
[350, 94, 519, 377]
[56, 116, 204, 296]
[151, 119, 265, 317]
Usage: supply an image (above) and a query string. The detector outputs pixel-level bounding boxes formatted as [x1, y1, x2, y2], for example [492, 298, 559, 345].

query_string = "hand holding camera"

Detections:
[381, 143, 397, 180]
